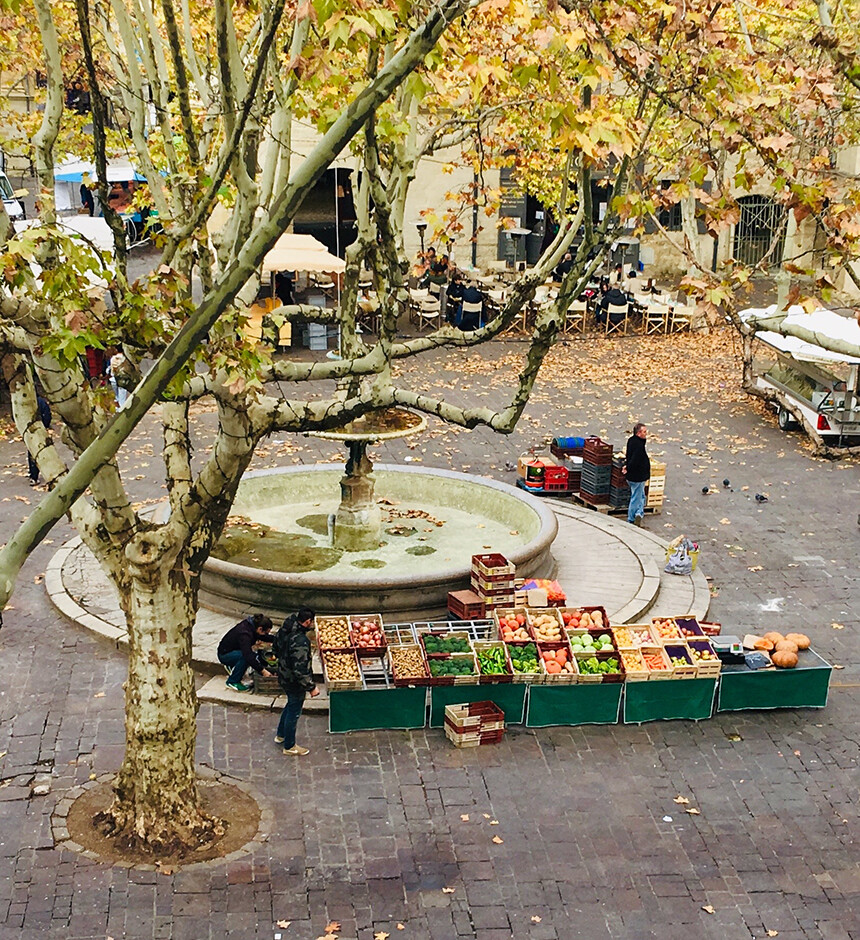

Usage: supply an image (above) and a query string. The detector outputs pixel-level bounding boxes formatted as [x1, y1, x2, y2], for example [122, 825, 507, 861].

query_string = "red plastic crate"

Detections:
[447, 590, 485, 620]
[543, 465, 569, 486]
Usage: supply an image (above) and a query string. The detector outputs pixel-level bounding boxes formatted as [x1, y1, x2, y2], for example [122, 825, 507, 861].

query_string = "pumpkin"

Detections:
[785, 632, 810, 650]
[775, 639, 799, 654]
[763, 631, 784, 646]
[772, 650, 798, 668]
[753, 638, 774, 651]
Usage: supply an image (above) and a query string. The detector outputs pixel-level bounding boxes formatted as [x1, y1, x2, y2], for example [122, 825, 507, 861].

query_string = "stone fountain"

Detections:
[200, 409, 558, 621]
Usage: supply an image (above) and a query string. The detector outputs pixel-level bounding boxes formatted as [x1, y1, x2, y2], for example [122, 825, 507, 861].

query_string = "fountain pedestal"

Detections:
[333, 441, 381, 551]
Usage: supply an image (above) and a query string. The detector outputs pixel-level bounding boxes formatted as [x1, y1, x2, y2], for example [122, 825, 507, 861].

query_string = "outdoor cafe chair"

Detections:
[460, 299, 484, 330]
[669, 302, 693, 333]
[562, 299, 587, 334]
[644, 301, 671, 334]
[417, 296, 442, 331]
[605, 303, 630, 335]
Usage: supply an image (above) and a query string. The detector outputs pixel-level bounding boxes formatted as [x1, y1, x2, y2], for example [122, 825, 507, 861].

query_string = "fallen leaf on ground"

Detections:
[94, 692, 105, 698]
[489, 820, 499, 825]
[531, 915, 542, 923]
[482, 813, 491, 819]
[833, 664, 845, 670]
[442, 887, 455, 894]
[832, 622, 844, 630]
[719, 518, 731, 525]
[460, 814, 469, 821]
[673, 796, 690, 804]
[702, 905, 715, 914]
[374, 933, 390, 939]
[766, 931, 779, 937]
[396, 925, 405, 931]
[748, 565, 763, 572]
[276, 921, 290, 929]
[492, 835, 504, 844]
[324, 923, 340, 935]
[686, 807, 701, 815]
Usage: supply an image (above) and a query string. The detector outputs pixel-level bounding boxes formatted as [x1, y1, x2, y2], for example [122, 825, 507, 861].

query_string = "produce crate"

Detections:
[482, 593, 516, 611]
[618, 648, 650, 681]
[674, 617, 705, 639]
[538, 642, 577, 684]
[527, 608, 565, 643]
[505, 641, 543, 684]
[253, 673, 282, 695]
[686, 640, 722, 677]
[574, 651, 625, 684]
[699, 621, 722, 637]
[494, 607, 531, 643]
[387, 642, 431, 687]
[471, 573, 516, 595]
[543, 464, 568, 486]
[445, 726, 505, 747]
[315, 615, 353, 651]
[471, 553, 515, 579]
[664, 644, 698, 678]
[448, 590, 485, 621]
[611, 623, 654, 649]
[651, 618, 682, 644]
[583, 436, 613, 464]
[322, 650, 363, 691]
[558, 606, 609, 633]
[444, 700, 505, 731]
[427, 652, 480, 686]
[384, 623, 417, 645]
[641, 645, 673, 679]
[473, 641, 513, 683]
[420, 631, 472, 658]
[578, 490, 610, 506]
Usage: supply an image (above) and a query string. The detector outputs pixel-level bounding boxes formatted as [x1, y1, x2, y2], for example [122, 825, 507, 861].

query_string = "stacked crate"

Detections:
[470, 553, 516, 612]
[579, 437, 613, 505]
[609, 452, 630, 510]
[646, 461, 666, 511]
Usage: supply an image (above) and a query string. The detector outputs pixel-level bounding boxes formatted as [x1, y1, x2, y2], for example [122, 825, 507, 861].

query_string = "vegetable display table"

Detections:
[717, 649, 832, 712]
[429, 684, 527, 728]
[623, 677, 717, 724]
[328, 686, 427, 733]
[526, 683, 623, 727]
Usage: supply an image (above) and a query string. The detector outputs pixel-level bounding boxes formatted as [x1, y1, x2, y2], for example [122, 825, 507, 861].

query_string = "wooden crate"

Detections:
[322, 650, 363, 691]
[618, 648, 650, 681]
[664, 644, 698, 678]
[640, 645, 673, 679]
[473, 641, 513, 684]
[686, 640, 722, 677]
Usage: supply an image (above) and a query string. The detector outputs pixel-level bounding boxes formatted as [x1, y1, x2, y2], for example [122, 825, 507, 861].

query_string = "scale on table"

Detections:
[711, 635, 745, 664]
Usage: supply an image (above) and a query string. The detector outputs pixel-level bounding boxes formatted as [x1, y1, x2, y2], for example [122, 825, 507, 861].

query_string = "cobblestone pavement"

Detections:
[0, 331, 858, 939]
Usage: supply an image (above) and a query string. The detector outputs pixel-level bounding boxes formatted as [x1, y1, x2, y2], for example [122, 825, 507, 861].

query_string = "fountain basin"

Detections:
[200, 465, 558, 621]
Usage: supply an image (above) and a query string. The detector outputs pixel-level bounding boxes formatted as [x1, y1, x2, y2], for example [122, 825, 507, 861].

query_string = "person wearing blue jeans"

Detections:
[217, 613, 275, 692]
[624, 422, 650, 526]
[273, 607, 319, 755]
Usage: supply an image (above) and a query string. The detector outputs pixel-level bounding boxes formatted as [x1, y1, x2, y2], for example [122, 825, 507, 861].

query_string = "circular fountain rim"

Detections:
[307, 408, 427, 442]
[204, 463, 558, 590]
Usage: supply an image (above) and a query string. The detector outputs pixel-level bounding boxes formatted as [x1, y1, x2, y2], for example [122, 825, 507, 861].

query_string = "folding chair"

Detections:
[311, 274, 336, 301]
[669, 302, 693, 333]
[409, 288, 428, 325]
[644, 302, 670, 335]
[605, 303, 629, 335]
[562, 300, 587, 334]
[460, 299, 484, 330]
[417, 296, 442, 331]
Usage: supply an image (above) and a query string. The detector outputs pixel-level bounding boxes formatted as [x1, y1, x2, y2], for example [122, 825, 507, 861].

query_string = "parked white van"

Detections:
[0, 170, 26, 220]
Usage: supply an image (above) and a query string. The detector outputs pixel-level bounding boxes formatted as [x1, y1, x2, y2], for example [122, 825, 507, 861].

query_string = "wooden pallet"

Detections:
[570, 493, 662, 516]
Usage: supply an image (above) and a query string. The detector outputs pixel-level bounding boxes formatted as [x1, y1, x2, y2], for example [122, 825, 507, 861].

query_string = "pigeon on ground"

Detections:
[723, 478, 731, 488]
[504, 461, 516, 472]
[702, 486, 710, 494]
[755, 493, 768, 502]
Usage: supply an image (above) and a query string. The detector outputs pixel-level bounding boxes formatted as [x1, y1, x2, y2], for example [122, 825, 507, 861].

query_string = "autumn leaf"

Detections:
[441, 887, 455, 894]
[673, 795, 690, 804]
[374, 933, 390, 939]
[686, 807, 701, 815]
[766, 931, 779, 937]
[460, 814, 469, 821]
[276, 921, 291, 929]
[396, 925, 405, 931]
[531, 914, 542, 923]
[94, 692, 105, 698]
[719, 517, 731, 525]
[702, 905, 715, 914]
[491, 835, 504, 844]
[832, 622, 844, 630]
[489, 820, 499, 825]
[324, 923, 340, 935]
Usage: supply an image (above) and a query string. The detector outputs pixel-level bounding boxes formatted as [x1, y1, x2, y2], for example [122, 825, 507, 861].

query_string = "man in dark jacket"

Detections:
[273, 607, 319, 755]
[597, 286, 628, 326]
[27, 396, 52, 486]
[217, 613, 274, 692]
[623, 423, 650, 526]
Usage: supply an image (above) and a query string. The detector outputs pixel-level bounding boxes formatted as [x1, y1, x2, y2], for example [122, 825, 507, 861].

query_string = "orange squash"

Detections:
[763, 631, 785, 646]
[772, 650, 798, 668]
[785, 633, 810, 650]
[775, 639, 799, 654]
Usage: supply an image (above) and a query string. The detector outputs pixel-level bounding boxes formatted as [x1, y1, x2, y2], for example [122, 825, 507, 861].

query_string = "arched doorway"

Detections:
[733, 195, 785, 268]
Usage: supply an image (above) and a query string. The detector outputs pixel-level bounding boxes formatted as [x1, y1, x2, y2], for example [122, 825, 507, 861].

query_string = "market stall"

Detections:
[310, 556, 833, 736]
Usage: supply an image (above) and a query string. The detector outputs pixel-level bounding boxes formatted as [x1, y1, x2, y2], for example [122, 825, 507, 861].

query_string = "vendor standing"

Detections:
[217, 613, 275, 692]
[273, 607, 319, 756]
[623, 422, 650, 527]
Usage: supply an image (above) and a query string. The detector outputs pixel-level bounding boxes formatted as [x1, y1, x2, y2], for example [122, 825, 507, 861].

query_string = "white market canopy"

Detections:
[54, 157, 146, 183]
[261, 231, 346, 276]
[14, 217, 113, 291]
[740, 304, 860, 366]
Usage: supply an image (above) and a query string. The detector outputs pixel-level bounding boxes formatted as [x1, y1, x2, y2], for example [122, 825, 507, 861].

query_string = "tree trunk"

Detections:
[96, 532, 222, 854]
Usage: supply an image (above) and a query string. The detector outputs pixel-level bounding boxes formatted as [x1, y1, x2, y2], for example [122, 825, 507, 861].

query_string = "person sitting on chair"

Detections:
[597, 285, 628, 326]
[459, 282, 484, 330]
[446, 270, 465, 324]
